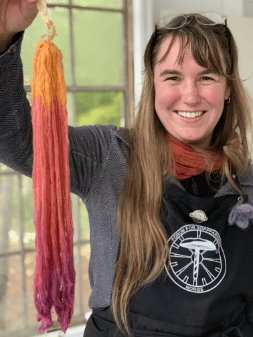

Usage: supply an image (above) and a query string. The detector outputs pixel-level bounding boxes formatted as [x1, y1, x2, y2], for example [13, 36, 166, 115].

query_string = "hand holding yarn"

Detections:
[0, 0, 38, 37]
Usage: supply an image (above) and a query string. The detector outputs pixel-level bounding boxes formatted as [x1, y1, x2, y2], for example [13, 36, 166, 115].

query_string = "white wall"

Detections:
[132, 0, 154, 110]
[245, 0, 253, 16]
[154, 0, 244, 25]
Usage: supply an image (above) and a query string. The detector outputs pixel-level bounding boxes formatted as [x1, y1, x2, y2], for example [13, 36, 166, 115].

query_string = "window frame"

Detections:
[0, 1, 133, 336]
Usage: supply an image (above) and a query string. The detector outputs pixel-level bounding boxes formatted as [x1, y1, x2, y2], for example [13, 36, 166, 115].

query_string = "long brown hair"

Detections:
[111, 13, 253, 337]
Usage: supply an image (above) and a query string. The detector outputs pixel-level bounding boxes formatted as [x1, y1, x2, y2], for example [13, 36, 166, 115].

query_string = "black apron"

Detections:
[84, 174, 253, 337]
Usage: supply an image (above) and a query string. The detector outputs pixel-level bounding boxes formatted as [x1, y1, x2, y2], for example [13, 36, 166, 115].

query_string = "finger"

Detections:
[26, 0, 38, 4]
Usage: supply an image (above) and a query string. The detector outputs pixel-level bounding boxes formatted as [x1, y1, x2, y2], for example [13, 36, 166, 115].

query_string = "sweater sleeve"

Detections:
[0, 30, 33, 178]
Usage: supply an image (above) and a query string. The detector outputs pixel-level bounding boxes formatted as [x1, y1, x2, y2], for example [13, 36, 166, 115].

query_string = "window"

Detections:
[0, 0, 133, 336]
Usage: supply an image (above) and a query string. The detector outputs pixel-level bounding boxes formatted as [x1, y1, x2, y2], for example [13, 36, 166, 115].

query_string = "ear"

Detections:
[225, 86, 231, 100]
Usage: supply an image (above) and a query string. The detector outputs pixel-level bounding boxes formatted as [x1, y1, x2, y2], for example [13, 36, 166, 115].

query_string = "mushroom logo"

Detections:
[165, 224, 226, 293]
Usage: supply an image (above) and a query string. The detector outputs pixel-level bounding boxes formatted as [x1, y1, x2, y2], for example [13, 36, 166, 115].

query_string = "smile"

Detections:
[176, 111, 205, 118]
[175, 111, 206, 123]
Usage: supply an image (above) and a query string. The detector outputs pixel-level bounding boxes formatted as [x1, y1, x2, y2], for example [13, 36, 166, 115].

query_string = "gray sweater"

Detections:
[1, 30, 253, 325]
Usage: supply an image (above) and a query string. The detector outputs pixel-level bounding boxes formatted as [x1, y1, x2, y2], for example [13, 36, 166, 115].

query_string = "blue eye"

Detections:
[166, 77, 178, 81]
[166, 77, 214, 81]
[202, 77, 215, 81]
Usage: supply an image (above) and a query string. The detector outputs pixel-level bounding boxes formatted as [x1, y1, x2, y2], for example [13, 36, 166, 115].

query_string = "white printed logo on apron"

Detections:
[164, 224, 226, 293]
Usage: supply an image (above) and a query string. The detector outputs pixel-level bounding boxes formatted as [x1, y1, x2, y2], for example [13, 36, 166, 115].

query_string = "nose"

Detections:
[181, 82, 201, 105]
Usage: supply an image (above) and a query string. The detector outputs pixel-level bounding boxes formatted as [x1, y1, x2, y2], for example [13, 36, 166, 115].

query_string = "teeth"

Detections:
[177, 111, 204, 118]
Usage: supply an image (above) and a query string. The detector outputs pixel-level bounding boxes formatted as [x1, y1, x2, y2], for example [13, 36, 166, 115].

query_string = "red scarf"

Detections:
[167, 134, 234, 180]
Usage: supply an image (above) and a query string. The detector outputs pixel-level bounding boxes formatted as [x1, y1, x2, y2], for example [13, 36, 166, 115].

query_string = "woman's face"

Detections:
[154, 36, 231, 149]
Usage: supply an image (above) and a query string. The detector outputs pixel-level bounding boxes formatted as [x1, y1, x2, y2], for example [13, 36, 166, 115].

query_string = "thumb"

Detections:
[20, 0, 39, 27]
[26, 0, 38, 4]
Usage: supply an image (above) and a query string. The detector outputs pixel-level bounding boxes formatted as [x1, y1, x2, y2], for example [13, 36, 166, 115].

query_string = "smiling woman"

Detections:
[101, 12, 253, 337]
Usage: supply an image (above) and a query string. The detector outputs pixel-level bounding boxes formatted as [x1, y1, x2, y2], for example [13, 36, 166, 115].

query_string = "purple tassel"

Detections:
[228, 203, 253, 229]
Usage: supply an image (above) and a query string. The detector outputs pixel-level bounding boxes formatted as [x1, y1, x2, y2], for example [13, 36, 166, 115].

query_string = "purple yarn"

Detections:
[228, 203, 253, 229]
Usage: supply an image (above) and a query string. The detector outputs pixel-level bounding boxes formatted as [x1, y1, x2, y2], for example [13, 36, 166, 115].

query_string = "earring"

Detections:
[225, 97, 230, 104]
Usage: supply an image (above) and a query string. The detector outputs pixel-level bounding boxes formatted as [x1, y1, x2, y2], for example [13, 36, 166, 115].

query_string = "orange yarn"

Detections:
[31, 20, 76, 333]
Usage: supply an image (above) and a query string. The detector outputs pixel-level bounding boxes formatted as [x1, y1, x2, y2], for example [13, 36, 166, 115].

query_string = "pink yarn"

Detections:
[31, 24, 76, 334]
